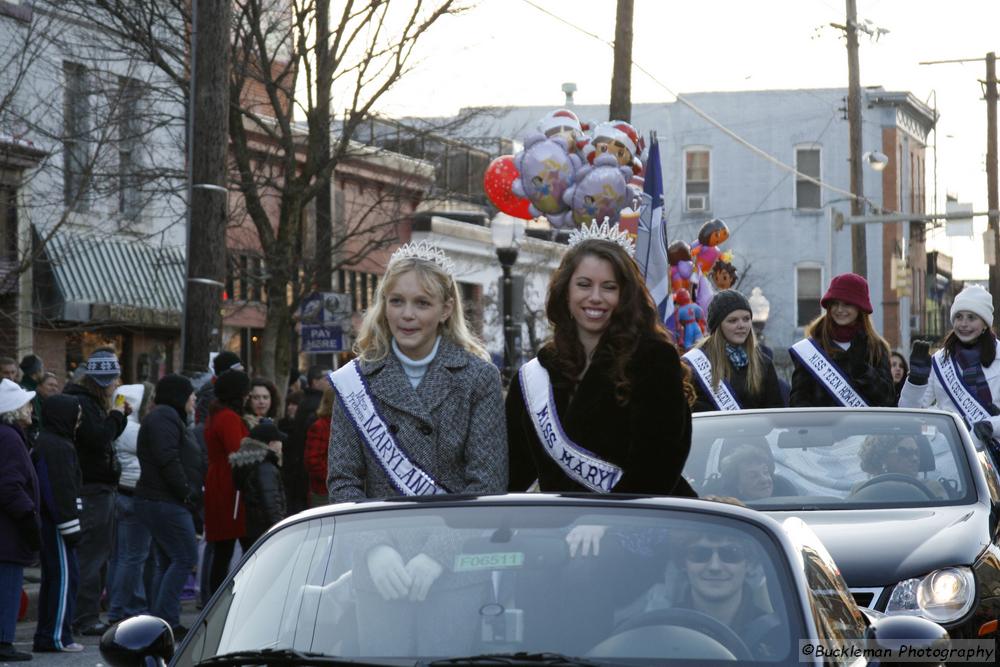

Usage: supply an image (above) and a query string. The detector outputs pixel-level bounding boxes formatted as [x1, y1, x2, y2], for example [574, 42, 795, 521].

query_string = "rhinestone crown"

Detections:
[388, 240, 456, 275]
[567, 218, 636, 257]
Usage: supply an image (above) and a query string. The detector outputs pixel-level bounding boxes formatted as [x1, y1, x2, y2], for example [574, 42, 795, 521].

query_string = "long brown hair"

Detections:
[696, 324, 766, 397]
[805, 312, 890, 365]
[543, 239, 694, 405]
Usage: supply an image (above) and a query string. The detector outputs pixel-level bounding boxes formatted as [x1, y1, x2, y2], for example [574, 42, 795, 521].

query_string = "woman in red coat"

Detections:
[202, 369, 251, 594]
[304, 388, 333, 507]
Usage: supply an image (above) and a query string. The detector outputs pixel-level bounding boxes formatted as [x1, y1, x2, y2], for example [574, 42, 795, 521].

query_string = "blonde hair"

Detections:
[696, 325, 766, 397]
[1, 402, 33, 426]
[354, 257, 488, 362]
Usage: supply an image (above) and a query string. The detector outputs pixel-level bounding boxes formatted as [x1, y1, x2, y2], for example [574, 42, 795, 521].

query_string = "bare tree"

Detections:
[52, 0, 465, 388]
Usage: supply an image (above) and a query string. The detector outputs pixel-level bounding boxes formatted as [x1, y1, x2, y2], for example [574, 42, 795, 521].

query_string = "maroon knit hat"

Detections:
[821, 272, 872, 314]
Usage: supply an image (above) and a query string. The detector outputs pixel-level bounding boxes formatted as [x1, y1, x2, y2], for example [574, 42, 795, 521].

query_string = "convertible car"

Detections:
[686, 407, 1000, 643]
[99, 494, 944, 666]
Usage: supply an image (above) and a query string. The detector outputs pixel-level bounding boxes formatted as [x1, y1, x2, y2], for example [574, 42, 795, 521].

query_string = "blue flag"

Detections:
[636, 138, 674, 327]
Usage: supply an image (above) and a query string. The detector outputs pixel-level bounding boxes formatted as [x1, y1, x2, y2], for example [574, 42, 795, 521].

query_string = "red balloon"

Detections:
[484, 155, 532, 220]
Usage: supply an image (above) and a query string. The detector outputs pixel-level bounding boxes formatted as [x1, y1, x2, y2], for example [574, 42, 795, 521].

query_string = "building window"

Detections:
[796, 266, 823, 327]
[795, 147, 821, 210]
[63, 62, 91, 211]
[684, 148, 710, 212]
[118, 76, 143, 220]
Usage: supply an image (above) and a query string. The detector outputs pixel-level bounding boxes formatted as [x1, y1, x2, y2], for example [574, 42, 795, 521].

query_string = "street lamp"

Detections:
[491, 213, 526, 386]
[863, 150, 889, 172]
[748, 286, 770, 344]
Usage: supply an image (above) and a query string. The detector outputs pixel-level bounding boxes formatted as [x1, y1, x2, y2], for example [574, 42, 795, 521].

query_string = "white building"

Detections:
[0, 3, 188, 379]
[444, 87, 936, 366]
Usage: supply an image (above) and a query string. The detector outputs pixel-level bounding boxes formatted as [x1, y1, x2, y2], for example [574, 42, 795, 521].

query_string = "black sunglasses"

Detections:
[685, 544, 746, 564]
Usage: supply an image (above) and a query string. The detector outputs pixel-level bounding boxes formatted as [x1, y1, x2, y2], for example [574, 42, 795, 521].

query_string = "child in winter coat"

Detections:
[30, 395, 85, 653]
[229, 421, 287, 545]
[304, 388, 333, 507]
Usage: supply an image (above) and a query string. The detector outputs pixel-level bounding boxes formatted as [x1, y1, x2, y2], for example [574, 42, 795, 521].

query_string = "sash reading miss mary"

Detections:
[682, 348, 741, 411]
[931, 352, 992, 429]
[519, 358, 622, 493]
[789, 339, 869, 408]
[328, 362, 447, 497]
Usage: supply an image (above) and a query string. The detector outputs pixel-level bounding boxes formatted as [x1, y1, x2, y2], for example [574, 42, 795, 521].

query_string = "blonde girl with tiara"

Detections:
[327, 240, 506, 655]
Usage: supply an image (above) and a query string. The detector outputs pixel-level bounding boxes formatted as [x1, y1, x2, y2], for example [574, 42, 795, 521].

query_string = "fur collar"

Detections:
[229, 437, 280, 468]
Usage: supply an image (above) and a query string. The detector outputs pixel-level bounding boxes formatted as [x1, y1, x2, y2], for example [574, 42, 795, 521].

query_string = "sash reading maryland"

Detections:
[789, 339, 869, 408]
[519, 358, 622, 493]
[931, 351, 992, 429]
[328, 362, 446, 496]
[682, 348, 742, 411]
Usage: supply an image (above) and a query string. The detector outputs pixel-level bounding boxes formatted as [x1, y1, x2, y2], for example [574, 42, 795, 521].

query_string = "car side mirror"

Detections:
[866, 614, 949, 666]
[100, 615, 175, 667]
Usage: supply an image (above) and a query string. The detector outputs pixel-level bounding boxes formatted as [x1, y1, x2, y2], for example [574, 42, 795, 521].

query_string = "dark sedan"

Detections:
[687, 407, 1000, 642]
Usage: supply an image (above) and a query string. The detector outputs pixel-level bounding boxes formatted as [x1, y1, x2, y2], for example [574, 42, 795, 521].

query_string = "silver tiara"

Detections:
[567, 218, 636, 257]
[388, 240, 456, 275]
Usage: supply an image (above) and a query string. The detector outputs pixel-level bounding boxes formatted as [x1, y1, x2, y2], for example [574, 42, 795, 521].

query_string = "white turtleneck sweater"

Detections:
[392, 336, 440, 388]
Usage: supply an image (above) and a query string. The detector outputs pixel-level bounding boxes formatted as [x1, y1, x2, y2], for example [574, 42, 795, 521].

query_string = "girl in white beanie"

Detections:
[899, 285, 1000, 440]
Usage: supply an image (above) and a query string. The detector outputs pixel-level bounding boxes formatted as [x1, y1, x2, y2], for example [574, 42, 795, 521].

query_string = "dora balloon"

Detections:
[711, 259, 738, 290]
[690, 218, 731, 275]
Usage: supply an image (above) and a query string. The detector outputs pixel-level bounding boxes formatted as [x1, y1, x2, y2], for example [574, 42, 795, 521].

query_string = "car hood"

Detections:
[767, 504, 991, 586]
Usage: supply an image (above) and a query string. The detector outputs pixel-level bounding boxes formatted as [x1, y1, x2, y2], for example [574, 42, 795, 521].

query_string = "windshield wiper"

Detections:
[420, 652, 611, 666]
[196, 648, 398, 667]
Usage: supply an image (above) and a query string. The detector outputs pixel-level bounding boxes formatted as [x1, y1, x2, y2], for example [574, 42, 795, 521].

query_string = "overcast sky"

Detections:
[371, 0, 1000, 279]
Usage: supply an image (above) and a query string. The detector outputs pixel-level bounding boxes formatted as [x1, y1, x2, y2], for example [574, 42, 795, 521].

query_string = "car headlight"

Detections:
[885, 566, 976, 624]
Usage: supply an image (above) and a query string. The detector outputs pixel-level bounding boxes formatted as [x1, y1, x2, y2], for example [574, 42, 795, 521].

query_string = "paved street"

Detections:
[7, 569, 202, 667]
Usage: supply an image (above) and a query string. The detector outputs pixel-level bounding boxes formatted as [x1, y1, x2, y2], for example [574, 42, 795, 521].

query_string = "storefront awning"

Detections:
[39, 229, 185, 328]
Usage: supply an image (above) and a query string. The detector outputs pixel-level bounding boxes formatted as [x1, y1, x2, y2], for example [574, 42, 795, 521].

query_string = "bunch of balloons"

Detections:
[667, 218, 734, 350]
[483, 109, 645, 230]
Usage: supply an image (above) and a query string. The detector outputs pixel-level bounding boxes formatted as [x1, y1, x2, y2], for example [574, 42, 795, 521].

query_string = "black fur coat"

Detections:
[507, 335, 696, 497]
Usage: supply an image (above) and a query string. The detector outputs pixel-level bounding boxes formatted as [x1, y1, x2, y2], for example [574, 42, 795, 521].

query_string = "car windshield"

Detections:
[176, 504, 805, 666]
[687, 410, 975, 509]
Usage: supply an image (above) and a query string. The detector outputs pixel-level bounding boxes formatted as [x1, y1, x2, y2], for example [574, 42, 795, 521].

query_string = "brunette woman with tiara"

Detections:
[686, 289, 784, 412]
[504, 220, 697, 648]
[327, 240, 506, 656]
[506, 221, 696, 498]
[789, 272, 894, 408]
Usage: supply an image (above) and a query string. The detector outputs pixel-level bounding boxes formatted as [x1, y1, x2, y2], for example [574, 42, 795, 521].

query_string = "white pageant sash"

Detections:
[328, 362, 446, 496]
[789, 339, 869, 408]
[931, 352, 991, 428]
[682, 348, 742, 411]
[519, 359, 622, 493]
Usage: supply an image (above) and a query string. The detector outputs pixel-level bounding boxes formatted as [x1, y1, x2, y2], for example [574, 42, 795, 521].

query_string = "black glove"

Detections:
[16, 514, 41, 552]
[908, 341, 932, 385]
[973, 420, 994, 443]
[988, 404, 1000, 417]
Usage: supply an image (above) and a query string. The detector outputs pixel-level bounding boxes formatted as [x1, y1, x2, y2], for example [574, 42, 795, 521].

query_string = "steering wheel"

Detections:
[850, 473, 937, 500]
[609, 608, 752, 660]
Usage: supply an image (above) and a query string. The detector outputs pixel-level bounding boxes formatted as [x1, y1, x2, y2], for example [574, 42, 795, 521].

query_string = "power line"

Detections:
[519, 0, 875, 209]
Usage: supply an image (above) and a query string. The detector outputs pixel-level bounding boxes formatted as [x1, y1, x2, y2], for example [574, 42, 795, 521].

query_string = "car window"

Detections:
[687, 411, 974, 509]
[176, 505, 807, 665]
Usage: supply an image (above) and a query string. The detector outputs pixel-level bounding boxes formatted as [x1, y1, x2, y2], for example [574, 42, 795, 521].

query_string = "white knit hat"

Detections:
[0, 378, 34, 415]
[951, 285, 994, 327]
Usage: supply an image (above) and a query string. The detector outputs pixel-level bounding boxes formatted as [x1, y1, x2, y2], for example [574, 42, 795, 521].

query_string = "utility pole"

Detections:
[313, 0, 334, 369]
[919, 53, 1000, 316]
[315, 0, 332, 293]
[609, 0, 633, 122]
[987, 52, 999, 314]
[845, 0, 867, 277]
[182, 0, 231, 376]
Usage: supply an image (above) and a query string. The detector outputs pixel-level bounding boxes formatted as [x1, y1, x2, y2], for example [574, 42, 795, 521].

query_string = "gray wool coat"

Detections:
[327, 337, 508, 503]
